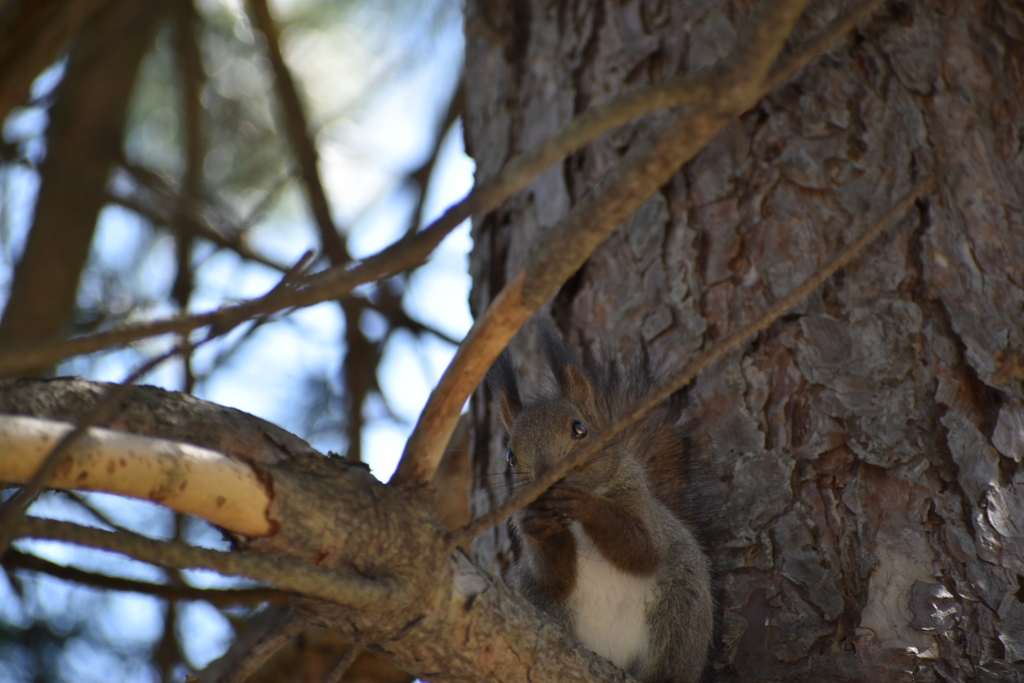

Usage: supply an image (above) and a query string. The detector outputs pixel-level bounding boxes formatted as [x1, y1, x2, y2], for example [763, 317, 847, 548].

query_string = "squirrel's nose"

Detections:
[533, 460, 552, 479]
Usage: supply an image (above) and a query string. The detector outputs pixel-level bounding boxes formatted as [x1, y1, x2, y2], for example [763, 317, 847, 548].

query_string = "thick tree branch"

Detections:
[0, 378, 321, 467]
[392, 0, 815, 487]
[13, 517, 400, 609]
[0, 273, 289, 553]
[0, 414, 273, 536]
[392, 272, 528, 486]
[453, 178, 934, 543]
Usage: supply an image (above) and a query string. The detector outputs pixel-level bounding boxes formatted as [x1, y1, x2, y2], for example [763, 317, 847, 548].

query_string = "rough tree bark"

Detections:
[465, 0, 1024, 681]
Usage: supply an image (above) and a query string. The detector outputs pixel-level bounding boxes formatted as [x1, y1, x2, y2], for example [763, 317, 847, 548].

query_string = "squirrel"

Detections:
[488, 325, 713, 683]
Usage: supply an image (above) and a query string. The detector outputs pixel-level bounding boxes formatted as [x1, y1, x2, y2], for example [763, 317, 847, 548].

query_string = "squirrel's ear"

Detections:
[487, 350, 522, 429]
[562, 364, 597, 416]
[539, 323, 597, 415]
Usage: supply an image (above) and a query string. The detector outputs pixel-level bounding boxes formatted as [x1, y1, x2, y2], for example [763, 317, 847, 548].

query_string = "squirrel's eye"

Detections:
[571, 421, 587, 439]
[506, 449, 518, 467]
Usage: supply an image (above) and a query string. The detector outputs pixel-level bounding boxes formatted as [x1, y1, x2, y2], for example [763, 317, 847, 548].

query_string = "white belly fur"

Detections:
[567, 522, 656, 670]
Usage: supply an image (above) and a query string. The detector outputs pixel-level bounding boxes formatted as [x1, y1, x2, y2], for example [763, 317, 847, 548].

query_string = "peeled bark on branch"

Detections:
[0, 414, 271, 536]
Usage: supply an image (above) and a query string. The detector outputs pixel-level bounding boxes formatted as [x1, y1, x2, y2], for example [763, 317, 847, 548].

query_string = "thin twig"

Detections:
[373, 290, 462, 347]
[451, 177, 934, 544]
[1, 413, 273, 536]
[154, 512, 184, 681]
[2, 549, 288, 606]
[324, 643, 365, 683]
[0, 249, 320, 377]
[215, 609, 309, 683]
[112, 161, 292, 271]
[762, 0, 886, 96]
[197, 251, 316, 377]
[107, 191, 290, 273]
[237, 167, 298, 233]
[268, 249, 316, 294]
[13, 517, 402, 609]
[247, 0, 348, 264]
[172, 0, 204, 394]
[405, 80, 464, 239]
[0, 239, 369, 374]
[190, 317, 274, 385]
[66, 491, 139, 535]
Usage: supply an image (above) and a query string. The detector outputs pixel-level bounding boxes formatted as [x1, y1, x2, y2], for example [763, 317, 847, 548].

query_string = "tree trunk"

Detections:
[464, 0, 1024, 681]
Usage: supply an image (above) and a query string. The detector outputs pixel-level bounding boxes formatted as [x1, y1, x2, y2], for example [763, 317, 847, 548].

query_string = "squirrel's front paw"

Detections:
[516, 505, 565, 540]
[534, 482, 599, 523]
